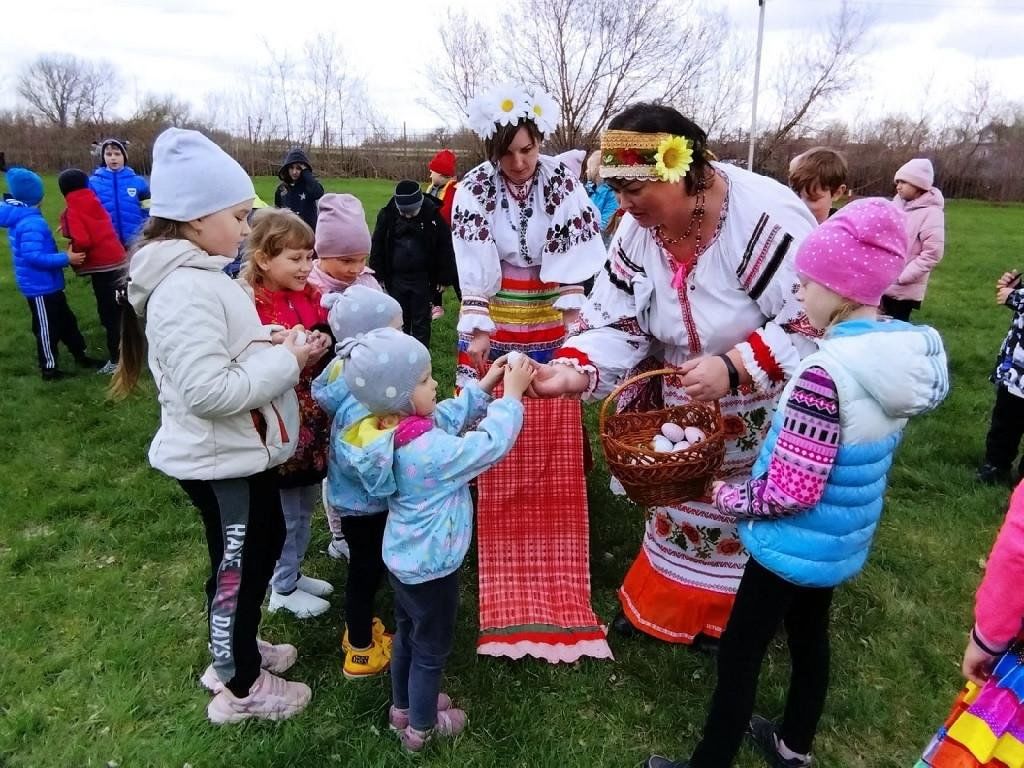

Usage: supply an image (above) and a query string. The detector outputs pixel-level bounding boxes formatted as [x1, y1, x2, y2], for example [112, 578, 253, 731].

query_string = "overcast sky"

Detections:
[4, 0, 1023, 135]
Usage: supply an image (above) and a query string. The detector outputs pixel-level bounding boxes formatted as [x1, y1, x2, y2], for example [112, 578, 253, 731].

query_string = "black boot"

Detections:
[976, 463, 1012, 485]
[75, 354, 104, 369]
[610, 610, 641, 638]
[41, 368, 68, 381]
[748, 716, 811, 768]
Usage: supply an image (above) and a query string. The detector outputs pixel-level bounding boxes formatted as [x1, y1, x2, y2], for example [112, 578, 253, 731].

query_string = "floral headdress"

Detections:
[467, 83, 560, 140]
[599, 130, 695, 183]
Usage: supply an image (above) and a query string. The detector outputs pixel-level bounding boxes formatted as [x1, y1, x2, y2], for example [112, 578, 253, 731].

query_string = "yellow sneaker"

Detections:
[341, 617, 391, 653]
[343, 638, 390, 680]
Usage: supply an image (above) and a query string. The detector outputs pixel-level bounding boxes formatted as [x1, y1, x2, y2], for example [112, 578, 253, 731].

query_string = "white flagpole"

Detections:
[747, 0, 767, 171]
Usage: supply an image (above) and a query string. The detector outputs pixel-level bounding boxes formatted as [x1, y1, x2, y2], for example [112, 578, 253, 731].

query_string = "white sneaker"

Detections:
[296, 574, 334, 597]
[97, 360, 117, 375]
[207, 669, 311, 724]
[327, 537, 350, 560]
[199, 639, 299, 693]
[268, 589, 330, 618]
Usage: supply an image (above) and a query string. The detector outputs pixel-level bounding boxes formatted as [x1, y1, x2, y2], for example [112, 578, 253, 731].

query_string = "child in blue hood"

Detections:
[645, 199, 950, 768]
[311, 284, 404, 680]
[337, 327, 533, 752]
[89, 138, 150, 246]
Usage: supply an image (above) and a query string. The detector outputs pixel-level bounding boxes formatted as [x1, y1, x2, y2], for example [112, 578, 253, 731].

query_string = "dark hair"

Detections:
[109, 217, 188, 399]
[485, 118, 544, 164]
[607, 103, 712, 194]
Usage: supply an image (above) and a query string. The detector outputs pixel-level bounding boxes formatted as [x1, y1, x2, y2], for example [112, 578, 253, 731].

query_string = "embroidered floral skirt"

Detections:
[917, 644, 1024, 767]
[617, 377, 779, 644]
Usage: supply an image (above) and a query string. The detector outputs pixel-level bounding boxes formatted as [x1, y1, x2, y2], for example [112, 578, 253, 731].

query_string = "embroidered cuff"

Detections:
[736, 331, 784, 392]
[553, 292, 586, 312]
[551, 348, 599, 398]
[457, 295, 496, 335]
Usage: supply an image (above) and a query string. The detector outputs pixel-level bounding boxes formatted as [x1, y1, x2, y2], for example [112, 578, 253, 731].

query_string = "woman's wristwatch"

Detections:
[717, 353, 739, 394]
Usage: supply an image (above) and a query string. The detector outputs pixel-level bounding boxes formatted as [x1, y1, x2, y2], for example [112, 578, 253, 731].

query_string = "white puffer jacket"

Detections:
[127, 239, 300, 480]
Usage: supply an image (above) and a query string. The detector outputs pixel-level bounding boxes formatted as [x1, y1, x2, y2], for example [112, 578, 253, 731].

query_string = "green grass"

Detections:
[0, 178, 1019, 767]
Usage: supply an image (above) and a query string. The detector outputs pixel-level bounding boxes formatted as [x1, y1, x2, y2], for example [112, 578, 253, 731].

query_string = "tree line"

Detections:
[3, 0, 1022, 201]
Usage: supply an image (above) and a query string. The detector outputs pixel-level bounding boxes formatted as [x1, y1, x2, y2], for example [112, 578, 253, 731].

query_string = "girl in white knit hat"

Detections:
[113, 127, 328, 724]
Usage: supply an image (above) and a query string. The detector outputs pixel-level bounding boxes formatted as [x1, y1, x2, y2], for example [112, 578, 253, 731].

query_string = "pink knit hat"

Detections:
[794, 198, 907, 307]
[894, 158, 934, 190]
[314, 193, 371, 258]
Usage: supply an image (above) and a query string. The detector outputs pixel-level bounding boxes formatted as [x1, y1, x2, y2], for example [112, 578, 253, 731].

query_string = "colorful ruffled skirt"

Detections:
[917, 644, 1024, 767]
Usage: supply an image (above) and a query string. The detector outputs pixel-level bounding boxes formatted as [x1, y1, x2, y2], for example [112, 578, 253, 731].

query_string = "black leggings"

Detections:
[984, 385, 1024, 473]
[880, 295, 920, 322]
[690, 557, 834, 767]
[339, 512, 388, 649]
[179, 471, 286, 698]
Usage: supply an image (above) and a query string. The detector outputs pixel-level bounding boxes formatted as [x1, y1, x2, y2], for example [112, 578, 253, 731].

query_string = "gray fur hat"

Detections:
[338, 327, 431, 416]
[322, 285, 403, 346]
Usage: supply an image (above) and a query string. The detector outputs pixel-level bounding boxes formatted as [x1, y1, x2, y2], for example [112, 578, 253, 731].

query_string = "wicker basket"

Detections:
[599, 368, 726, 507]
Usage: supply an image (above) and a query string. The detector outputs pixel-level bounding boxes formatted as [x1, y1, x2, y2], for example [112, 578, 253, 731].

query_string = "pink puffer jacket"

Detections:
[974, 481, 1024, 652]
[884, 188, 945, 302]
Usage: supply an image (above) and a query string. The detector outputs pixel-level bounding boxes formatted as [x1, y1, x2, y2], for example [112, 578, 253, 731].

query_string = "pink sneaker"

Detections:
[399, 707, 467, 752]
[431, 306, 445, 320]
[199, 639, 298, 693]
[388, 693, 453, 731]
[207, 669, 311, 724]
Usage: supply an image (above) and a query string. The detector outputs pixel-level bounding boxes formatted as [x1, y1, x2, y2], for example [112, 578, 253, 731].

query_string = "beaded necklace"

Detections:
[498, 171, 538, 265]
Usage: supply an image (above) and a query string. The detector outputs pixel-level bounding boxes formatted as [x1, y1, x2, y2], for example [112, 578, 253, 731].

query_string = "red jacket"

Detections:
[253, 283, 332, 487]
[59, 189, 127, 275]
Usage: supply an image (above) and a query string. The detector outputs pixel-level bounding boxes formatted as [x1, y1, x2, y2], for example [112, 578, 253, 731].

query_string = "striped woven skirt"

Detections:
[457, 263, 612, 663]
[917, 643, 1024, 767]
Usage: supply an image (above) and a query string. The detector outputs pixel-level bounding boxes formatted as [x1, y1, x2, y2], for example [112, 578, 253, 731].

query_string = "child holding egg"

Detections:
[644, 199, 949, 768]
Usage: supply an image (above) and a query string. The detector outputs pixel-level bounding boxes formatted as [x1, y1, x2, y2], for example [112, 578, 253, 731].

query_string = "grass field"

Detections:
[0, 177, 1020, 767]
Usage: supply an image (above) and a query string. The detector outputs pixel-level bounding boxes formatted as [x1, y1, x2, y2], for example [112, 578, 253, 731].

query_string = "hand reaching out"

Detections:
[479, 355, 507, 394]
[67, 248, 86, 267]
[502, 355, 536, 400]
[963, 634, 999, 686]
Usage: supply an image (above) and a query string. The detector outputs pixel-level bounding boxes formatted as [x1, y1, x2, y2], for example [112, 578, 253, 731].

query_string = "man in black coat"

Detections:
[274, 148, 324, 230]
[370, 180, 456, 349]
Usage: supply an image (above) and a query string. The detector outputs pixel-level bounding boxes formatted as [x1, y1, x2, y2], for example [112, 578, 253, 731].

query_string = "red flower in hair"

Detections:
[619, 149, 643, 166]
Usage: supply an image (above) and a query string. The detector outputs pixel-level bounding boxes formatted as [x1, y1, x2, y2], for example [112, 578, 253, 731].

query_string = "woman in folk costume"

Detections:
[451, 83, 612, 662]
[532, 103, 819, 650]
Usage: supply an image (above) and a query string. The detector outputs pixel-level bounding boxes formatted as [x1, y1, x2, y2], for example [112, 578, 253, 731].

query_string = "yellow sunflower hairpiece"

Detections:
[654, 135, 694, 184]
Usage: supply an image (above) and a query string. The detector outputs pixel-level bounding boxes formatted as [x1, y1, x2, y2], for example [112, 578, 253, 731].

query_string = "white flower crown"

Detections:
[467, 83, 560, 140]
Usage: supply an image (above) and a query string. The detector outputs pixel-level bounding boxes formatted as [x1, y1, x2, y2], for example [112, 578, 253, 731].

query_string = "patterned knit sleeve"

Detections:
[715, 366, 840, 519]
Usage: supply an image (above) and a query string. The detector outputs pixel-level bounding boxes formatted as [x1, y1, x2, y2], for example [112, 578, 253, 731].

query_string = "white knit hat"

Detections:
[149, 128, 255, 221]
[894, 158, 934, 191]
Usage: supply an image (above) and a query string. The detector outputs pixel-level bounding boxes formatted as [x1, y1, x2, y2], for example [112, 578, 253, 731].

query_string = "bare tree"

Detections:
[16, 54, 121, 127]
[132, 93, 193, 125]
[497, 0, 724, 150]
[757, 0, 871, 164]
[422, 8, 496, 124]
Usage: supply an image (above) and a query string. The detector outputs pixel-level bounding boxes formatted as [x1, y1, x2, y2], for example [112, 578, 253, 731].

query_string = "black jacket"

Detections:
[274, 148, 324, 231]
[369, 196, 457, 289]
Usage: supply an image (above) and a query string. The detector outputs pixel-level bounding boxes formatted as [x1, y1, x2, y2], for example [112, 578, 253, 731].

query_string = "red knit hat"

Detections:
[428, 149, 456, 178]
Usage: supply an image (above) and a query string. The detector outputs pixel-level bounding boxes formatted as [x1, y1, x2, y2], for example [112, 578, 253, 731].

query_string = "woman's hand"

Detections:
[467, 331, 491, 374]
[530, 364, 589, 398]
[963, 634, 999, 686]
[562, 308, 580, 330]
[678, 356, 731, 401]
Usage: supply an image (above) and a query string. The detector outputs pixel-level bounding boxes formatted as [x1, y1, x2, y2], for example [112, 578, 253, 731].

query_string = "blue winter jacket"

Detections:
[0, 200, 68, 298]
[586, 181, 619, 231]
[340, 384, 524, 584]
[89, 166, 150, 245]
[311, 358, 387, 517]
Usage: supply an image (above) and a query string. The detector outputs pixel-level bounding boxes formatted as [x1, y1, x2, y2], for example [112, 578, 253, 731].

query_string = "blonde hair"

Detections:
[585, 150, 602, 185]
[827, 299, 863, 328]
[110, 217, 191, 399]
[239, 209, 315, 288]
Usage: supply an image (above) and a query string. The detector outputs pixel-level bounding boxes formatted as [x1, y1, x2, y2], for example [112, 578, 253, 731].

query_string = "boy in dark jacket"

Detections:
[979, 270, 1024, 484]
[369, 180, 456, 348]
[59, 169, 128, 373]
[275, 148, 324, 231]
[88, 138, 150, 246]
[1, 168, 101, 380]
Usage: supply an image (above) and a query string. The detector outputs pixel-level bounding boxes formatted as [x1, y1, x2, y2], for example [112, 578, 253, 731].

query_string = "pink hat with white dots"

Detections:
[794, 198, 907, 307]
